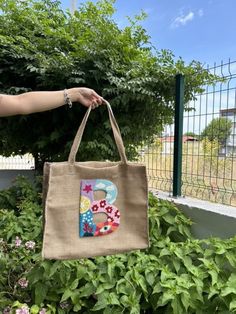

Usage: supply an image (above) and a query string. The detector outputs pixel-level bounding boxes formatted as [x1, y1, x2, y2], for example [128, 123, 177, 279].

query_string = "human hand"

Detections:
[69, 87, 104, 109]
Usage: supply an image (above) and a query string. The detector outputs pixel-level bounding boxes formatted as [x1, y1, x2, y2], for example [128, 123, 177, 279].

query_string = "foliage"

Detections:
[202, 138, 220, 158]
[0, 0, 217, 168]
[201, 117, 233, 146]
[183, 131, 199, 139]
[1, 177, 236, 313]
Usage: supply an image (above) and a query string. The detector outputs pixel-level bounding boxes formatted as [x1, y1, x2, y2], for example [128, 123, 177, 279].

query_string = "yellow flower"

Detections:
[80, 196, 91, 213]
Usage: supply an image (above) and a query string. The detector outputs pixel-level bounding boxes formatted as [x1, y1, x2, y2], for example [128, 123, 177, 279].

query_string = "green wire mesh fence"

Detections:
[140, 59, 236, 206]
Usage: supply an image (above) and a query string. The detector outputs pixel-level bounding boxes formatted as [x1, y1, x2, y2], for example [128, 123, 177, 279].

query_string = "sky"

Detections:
[61, 0, 236, 66]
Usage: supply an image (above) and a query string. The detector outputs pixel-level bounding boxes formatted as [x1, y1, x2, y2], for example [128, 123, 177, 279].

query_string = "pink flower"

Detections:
[39, 309, 47, 314]
[25, 240, 35, 250]
[15, 236, 22, 247]
[17, 277, 29, 288]
[3, 306, 11, 314]
[16, 306, 29, 314]
[59, 302, 69, 309]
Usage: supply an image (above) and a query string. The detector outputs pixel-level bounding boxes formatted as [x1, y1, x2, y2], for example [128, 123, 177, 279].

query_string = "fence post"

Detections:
[173, 74, 185, 197]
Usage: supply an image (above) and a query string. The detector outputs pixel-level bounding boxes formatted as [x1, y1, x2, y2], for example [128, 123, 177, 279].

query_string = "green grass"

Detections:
[140, 141, 236, 206]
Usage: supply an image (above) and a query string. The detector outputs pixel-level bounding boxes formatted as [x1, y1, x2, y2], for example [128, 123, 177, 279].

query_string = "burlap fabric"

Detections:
[42, 102, 149, 259]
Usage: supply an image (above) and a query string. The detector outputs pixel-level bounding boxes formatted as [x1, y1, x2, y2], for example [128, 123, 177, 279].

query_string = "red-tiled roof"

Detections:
[160, 136, 198, 143]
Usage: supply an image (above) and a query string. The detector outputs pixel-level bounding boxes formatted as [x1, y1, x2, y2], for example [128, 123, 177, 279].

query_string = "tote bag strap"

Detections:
[68, 100, 128, 164]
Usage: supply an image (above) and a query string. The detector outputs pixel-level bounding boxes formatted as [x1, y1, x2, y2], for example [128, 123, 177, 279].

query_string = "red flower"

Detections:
[107, 216, 114, 222]
[83, 185, 92, 193]
[100, 200, 106, 207]
[92, 204, 99, 212]
[114, 210, 120, 218]
[105, 206, 113, 214]
[83, 222, 93, 233]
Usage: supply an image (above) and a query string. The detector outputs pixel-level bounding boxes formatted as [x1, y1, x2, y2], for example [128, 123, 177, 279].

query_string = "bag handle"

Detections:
[68, 100, 128, 164]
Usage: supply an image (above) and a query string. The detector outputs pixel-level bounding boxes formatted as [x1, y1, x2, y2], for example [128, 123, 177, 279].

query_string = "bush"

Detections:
[1, 177, 236, 313]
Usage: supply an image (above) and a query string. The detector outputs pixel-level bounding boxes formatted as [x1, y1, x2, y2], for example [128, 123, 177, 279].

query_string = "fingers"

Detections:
[77, 87, 105, 109]
[90, 91, 104, 109]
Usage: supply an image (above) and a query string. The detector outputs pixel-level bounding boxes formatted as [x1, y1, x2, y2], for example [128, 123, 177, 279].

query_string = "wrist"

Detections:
[66, 88, 80, 103]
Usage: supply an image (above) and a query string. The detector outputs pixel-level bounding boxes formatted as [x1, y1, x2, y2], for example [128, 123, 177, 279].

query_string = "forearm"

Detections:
[0, 88, 78, 116]
[0, 87, 103, 117]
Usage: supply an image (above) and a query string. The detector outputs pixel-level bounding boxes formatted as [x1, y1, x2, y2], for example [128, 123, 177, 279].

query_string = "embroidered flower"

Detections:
[105, 206, 113, 214]
[25, 241, 35, 250]
[80, 196, 91, 213]
[83, 222, 93, 233]
[17, 277, 29, 289]
[15, 236, 22, 247]
[114, 210, 120, 218]
[83, 184, 92, 193]
[39, 308, 47, 314]
[15, 306, 29, 314]
[92, 204, 99, 212]
[100, 200, 106, 208]
[107, 216, 114, 222]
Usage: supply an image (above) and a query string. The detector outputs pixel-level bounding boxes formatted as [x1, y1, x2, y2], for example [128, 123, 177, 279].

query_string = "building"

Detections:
[160, 136, 198, 154]
[220, 108, 236, 155]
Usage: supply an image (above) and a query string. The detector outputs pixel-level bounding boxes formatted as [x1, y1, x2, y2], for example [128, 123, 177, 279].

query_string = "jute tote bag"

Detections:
[42, 102, 149, 259]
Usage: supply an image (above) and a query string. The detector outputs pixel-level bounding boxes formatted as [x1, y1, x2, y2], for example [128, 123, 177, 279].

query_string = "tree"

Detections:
[184, 132, 199, 139]
[0, 0, 217, 169]
[201, 117, 232, 146]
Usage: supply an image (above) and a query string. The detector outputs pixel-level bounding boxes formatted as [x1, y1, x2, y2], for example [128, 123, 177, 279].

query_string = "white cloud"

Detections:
[171, 9, 204, 29]
[95, 183, 106, 189]
[171, 11, 194, 28]
[106, 185, 115, 191]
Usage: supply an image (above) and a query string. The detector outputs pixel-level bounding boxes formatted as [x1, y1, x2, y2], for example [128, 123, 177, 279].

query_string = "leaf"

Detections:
[73, 303, 82, 312]
[49, 261, 61, 277]
[159, 291, 175, 305]
[61, 289, 73, 302]
[171, 297, 183, 314]
[35, 282, 48, 304]
[76, 266, 86, 280]
[70, 278, 79, 290]
[30, 305, 40, 314]
[79, 282, 95, 297]
[221, 274, 236, 296]
[108, 292, 120, 305]
[152, 282, 162, 294]
[230, 300, 236, 311]
[180, 292, 190, 312]
[145, 270, 155, 286]
[92, 292, 109, 311]
[221, 286, 236, 297]
[209, 270, 218, 286]
[162, 214, 175, 224]
[160, 248, 170, 257]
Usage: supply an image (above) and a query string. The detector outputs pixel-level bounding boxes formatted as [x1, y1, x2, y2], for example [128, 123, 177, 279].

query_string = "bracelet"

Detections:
[63, 89, 73, 108]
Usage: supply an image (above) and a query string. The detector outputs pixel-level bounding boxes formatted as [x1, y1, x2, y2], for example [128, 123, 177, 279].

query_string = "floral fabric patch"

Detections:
[79, 179, 120, 237]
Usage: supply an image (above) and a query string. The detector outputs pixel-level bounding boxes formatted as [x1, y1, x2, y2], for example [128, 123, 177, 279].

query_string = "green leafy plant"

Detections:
[1, 177, 236, 313]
